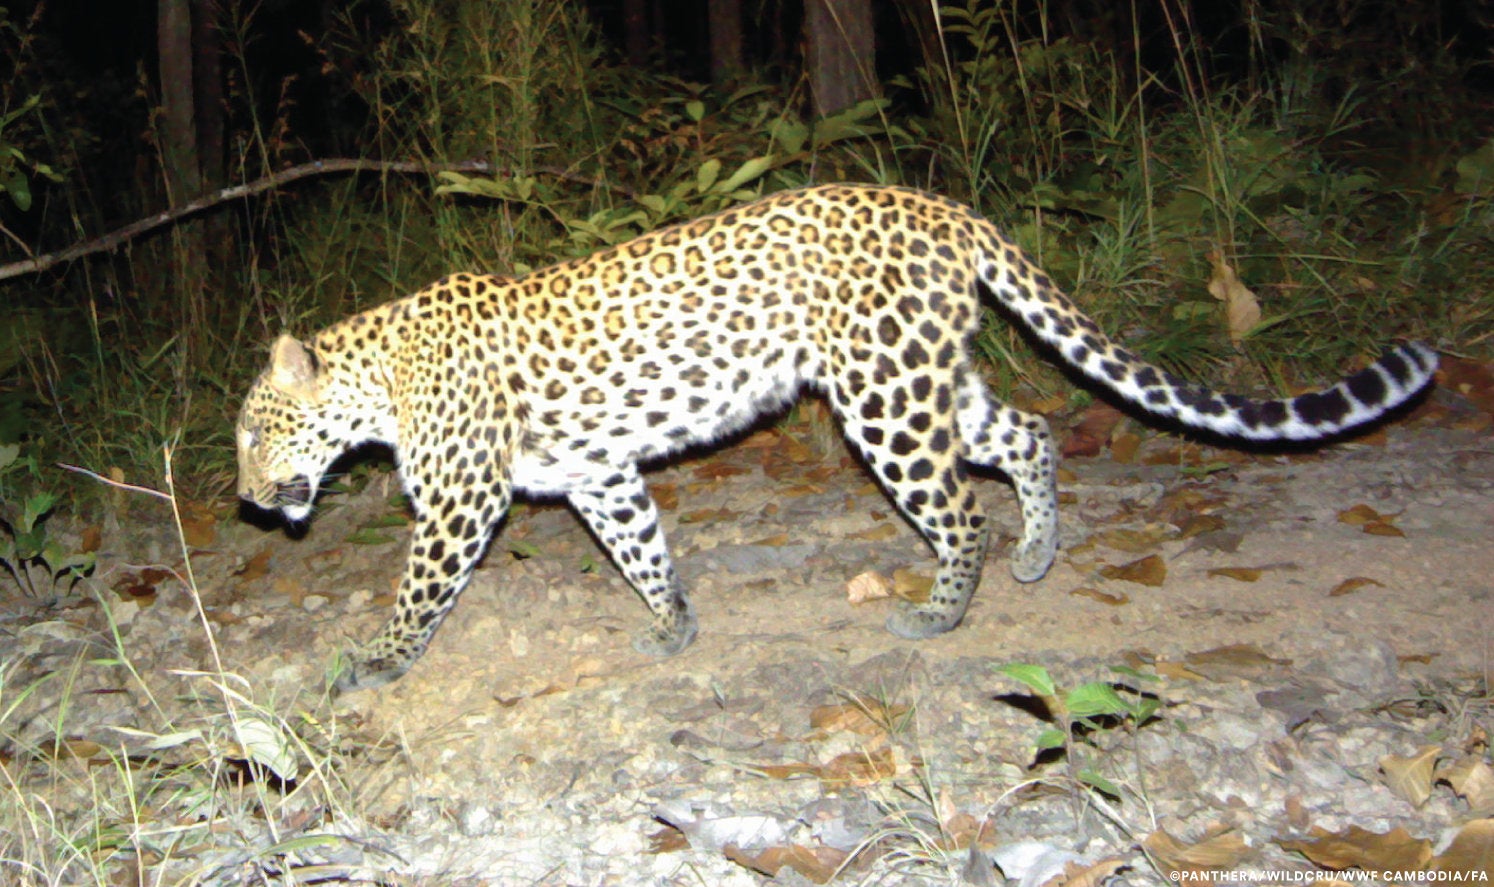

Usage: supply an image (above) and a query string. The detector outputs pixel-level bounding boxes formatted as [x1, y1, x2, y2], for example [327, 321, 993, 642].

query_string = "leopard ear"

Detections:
[267, 335, 321, 398]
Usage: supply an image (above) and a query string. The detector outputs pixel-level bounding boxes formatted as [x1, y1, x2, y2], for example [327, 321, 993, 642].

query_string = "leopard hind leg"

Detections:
[827, 368, 990, 639]
[955, 371, 1058, 583]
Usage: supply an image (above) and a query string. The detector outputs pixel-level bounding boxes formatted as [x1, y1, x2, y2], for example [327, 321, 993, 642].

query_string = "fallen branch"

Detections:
[0, 159, 623, 283]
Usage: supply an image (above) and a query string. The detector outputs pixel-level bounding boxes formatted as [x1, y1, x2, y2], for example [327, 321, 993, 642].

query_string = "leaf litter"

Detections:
[2, 399, 1492, 883]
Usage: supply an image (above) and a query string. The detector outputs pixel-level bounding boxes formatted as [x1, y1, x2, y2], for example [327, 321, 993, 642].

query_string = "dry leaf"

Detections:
[845, 571, 893, 604]
[1336, 503, 1386, 525]
[892, 568, 933, 602]
[233, 547, 273, 583]
[1207, 566, 1262, 582]
[1437, 756, 1494, 813]
[693, 461, 751, 480]
[1437, 355, 1494, 417]
[1099, 554, 1166, 586]
[819, 746, 898, 786]
[652, 482, 679, 510]
[810, 702, 906, 736]
[1183, 644, 1291, 681]
[751, 533, 790, 547]
[724, 843, 847, 884]
[181, 511, 217, 548]
[1062, 403, 1125, 458]
[1380, 745, 1442, 808]
[1432, 818, 1494, 874]
[647, 825, 690, 854]
[1094, 527, 1170, 554]
[1109, 431, 1141, 464]
[1206, 253, 1262, 344]
[1337, 504, 1404, 537]
[1329, 576, 1384, 597]
[1069, 586, 1130, 606]
[851, 522, 899, 541]
[1278, 825, 1433, 872]
[1145, 824, 1251, 880]
[1048, 857, 1128, 887]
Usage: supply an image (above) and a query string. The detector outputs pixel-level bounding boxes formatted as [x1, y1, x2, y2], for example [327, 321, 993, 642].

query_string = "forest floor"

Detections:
[3, 384, 1491, 885]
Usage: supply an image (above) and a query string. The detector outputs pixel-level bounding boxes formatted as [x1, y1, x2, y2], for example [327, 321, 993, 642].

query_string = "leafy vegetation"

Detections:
[0, 0, 1488, 519]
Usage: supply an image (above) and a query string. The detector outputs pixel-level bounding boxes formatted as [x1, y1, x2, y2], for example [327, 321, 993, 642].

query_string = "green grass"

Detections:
[0, 0, 1488, 520]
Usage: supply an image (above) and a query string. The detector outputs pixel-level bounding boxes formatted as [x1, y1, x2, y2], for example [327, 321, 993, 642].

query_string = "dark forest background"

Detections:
[1, 0, 1491, 510]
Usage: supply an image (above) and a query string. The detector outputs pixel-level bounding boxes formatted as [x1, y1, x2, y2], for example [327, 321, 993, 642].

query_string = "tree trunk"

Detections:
[708, 0, 745, 83]
[622, 0, 650, 67]
[158, 0, 201, 202]
[804, 0, 879, 117]
[191, 0, 223, 193]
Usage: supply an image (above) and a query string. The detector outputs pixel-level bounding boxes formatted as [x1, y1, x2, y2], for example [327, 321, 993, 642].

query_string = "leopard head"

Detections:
[236, 335, 342, 522]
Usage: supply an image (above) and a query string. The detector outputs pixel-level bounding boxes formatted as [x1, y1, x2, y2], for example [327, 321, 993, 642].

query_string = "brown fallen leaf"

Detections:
[651, 482, 679, 510]
[233, 547, 273, 583]
[1183, 644, 1291, 682]
[1278, 825, 1432, 872]
[1436, 756, 1494, 814]
[1207, 252, 1262, 344]
[810, 702, 907, 736]
[1109, 431, 1142, 464]
[693, 461, 751, 480]
[1049, 857, 1128, 887]
[851, 522, 899, 542]
[750, 533, 790, 547]
[1207, 566, 1261, 582]
[1337, 503, 1405, 537]
[1099, 554, 1166, 586]
[845, 571, 893, 604]
[1144, 823, 1251, 880]
[1329, 576, 1384, 597]
[1431, 818, 1494, 875]
[892, 568, 933, 603]
[181, 510, 217, 548]
[1094, 527, 1170, 554]
[724, 843, 847, 884]
[1438, 355, 1494, 418]
[1380, 745, 1442, 808]
[1062, 403, 1125, 458]
[819, 746, 898, 787]
[1070, 586, 1130, 606]
[647, 824, 690, 853]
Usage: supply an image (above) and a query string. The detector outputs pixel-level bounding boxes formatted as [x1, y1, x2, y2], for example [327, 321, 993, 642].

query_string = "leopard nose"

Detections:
[273, 475, 315, 510]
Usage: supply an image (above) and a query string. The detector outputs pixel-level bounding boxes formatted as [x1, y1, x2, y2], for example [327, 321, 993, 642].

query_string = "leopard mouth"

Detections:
[272, 475, 316, 511]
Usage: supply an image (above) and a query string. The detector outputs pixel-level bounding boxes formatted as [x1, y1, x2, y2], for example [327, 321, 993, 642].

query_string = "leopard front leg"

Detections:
[334, 488, 510, 692]
[566, 465, 697, 657]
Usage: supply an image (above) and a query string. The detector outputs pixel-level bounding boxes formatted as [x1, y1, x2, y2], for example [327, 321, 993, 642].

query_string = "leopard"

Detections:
[236, 184, 1438, 692]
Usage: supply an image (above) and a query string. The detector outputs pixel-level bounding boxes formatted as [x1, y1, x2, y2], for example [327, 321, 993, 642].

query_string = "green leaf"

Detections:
[1033, 727, 1067, 750]
[3, 171, 31, 212]
[715, 155, 776, 193]
[685, 99, 706, 122]
[508, 540, 541, 560]
[696, 159, 722, 194]
[1077, 767, 1123, 799]
[1107, 665, 1160, 684]
[0, 442, 18, 472]
[20, 491, 55, 532]
[995, 663, 1056, 697]
[1063, 682, 1130, 719]
[235, 713, 299, 782]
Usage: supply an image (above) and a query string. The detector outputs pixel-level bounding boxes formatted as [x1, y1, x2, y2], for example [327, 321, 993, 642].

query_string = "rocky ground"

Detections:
[1, 387, 1491, 885]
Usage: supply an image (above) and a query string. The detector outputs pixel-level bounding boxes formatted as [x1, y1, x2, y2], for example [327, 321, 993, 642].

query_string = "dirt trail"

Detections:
[3, 394, 1491, 884]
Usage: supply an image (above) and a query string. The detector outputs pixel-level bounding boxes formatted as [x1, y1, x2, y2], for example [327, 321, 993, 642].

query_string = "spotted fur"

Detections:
[235, 184, 1437, 691]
